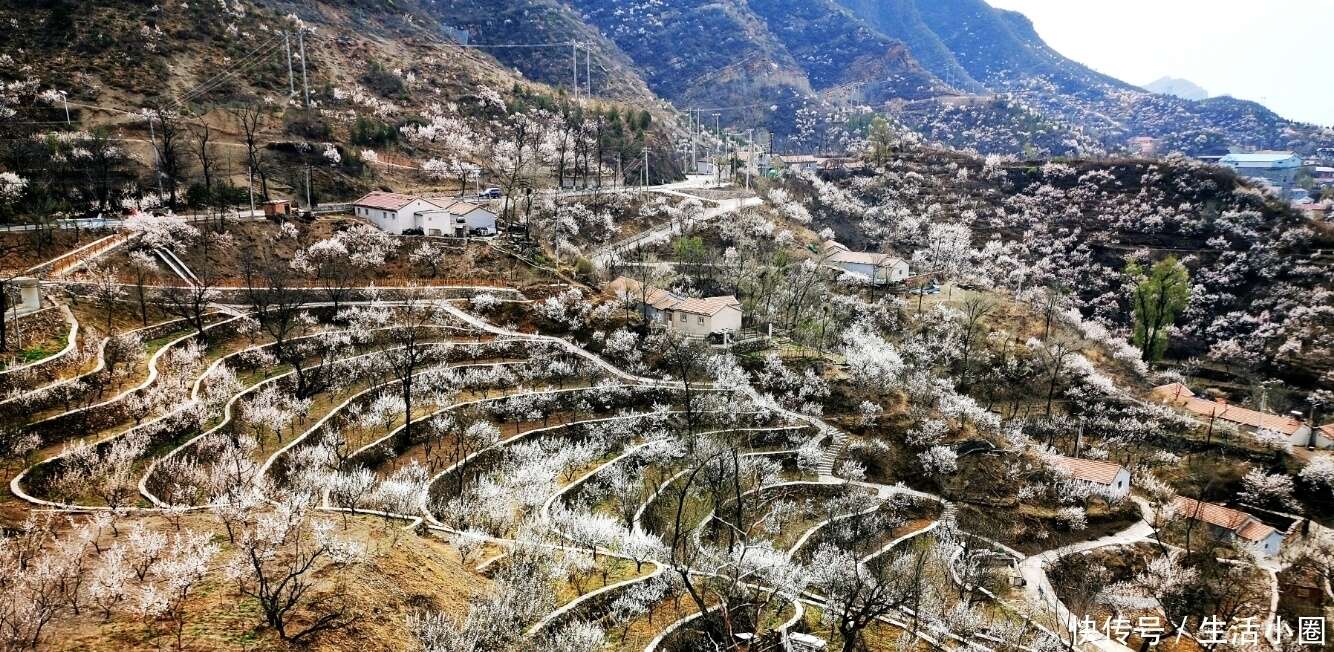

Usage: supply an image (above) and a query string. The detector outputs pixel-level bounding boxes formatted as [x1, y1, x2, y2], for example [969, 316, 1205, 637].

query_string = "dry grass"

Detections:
[43, 512, 478, 652]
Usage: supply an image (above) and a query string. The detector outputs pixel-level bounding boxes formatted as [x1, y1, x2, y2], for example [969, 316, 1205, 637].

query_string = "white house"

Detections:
[822, 240, 910, 285]
[1170, 497, 1285, 558]
[353, 191, 497, 236]
[1047, 455, 1131, 500]
[419, 198, 498, 237]
[779, 154, 822, 174]
[607, 277, 743, 338]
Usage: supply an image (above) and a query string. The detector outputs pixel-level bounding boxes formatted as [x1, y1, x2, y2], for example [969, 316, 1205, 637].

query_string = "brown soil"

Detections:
[41, 512, 477, 652]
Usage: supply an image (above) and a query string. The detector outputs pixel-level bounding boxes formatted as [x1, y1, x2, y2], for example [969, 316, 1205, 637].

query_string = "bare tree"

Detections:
[956, 294, 996, 389]
[127, 250, 159, 327]
[160, 276, 217, 340]
[241, 250, 318, 396]
[229, 494, 364, 643]
[191, 124, 216, 197]
[86, 262, 124, 336]
[145, 105, 187, 210]
[229, 104, 269, 200]
[1036, 337, 1081, 418]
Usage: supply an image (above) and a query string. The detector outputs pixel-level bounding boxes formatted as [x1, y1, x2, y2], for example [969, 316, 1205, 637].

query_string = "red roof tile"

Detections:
[1170, 497, 1277, 542]
[1152, 384, 1307, 435]
[353, 191, 420, 211]
[1048, 455, 1126, 485]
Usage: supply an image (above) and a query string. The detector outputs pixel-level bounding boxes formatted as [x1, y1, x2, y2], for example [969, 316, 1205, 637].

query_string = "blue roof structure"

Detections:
[1219, 152, 1302, 168]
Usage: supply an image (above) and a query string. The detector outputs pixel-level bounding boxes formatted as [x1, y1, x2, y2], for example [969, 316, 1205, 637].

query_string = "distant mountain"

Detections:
[827, 0, 1333, 156]
[9, 0, 1334, 159]
[1144, 77, 1210, 101]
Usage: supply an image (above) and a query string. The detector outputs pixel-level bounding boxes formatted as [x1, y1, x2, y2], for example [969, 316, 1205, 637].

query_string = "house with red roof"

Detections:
[1170, 497, 1284, 558]
[1047, 454, 1131, 500]
[352, 191, 496, 236]
[606, 277, 742, 338]
[1150, 383, 1327, 449]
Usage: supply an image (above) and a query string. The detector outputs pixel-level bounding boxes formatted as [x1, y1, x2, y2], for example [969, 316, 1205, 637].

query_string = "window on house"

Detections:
[698, 316, 704, 325]
[680, 313, 686, 322]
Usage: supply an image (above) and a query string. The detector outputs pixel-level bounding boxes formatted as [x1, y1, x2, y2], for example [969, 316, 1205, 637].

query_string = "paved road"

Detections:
[541, 174, 733, 199]
[1017, 500, 1157, 652]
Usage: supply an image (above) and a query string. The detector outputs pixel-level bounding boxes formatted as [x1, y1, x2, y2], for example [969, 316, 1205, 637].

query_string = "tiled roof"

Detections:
[1237, 520, 1279, 543]
[1152, 384, 1307, 436]
[424, 198, 492, 216]
[1150, 383, 1195, 401]
[671, 296, 741, 316]
[606, 276, 640, 298]
[828, 250, 904, 267]
[353, 191, 420, 211]
[1170, 497, 1278, 542]
[606, 277, 740, 316]
[647, 289, 681, 310]
[1048, 455, 1125, 485]
[1180, 398, 1305, 435]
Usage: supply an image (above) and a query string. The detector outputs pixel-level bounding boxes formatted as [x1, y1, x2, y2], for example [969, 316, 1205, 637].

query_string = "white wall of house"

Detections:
[417, 210, 453, 236]
[459, 208, 497, 235]
[711, 305, 742, 334]
[1250, 532, 1284, 558]
[1286, 424, 1330, 449]
[662, 305, 741, 338]
[360, 204, 497, 237]
[1104, 468, 1132, 500]
[666, 310, 711, 338]
[354, 199, 439, 234]
[836, 260, 911, 284]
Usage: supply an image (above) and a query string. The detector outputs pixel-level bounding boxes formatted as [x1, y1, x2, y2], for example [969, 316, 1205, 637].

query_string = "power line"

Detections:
[177, 34, 283, 103]
[685, 81, 869, 114]
[175, 36, 285, 108]
[443, 41, 576, 49]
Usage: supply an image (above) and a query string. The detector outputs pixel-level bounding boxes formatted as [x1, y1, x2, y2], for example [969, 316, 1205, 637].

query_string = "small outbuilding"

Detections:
[1170, 497, 1284, 558]
[822, 240, 910, 285]
[1047, 454, 1131, 500]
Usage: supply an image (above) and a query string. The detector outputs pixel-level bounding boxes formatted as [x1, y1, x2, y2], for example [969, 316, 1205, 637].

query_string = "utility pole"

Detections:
[572, 42, 579, 101]
[712, 114, 720, 185]
[284, 32, 296, 97]
[585, 46, 592, 98]
[689, 110, 696, 175]
[305, 165, 312, 210]
[298, 29, 310, 109]
[714, 113, 721, 184]
[643, 147, 649, 189]
[59, 91, 69, 125]
[247, 165, 255, 217]
[746, 128, 753, 190]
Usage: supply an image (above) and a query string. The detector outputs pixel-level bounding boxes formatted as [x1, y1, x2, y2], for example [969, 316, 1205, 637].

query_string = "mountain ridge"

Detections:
[5, 0, 1332, 159]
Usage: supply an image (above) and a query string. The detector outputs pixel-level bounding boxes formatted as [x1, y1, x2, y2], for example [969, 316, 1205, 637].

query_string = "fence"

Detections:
[311, 203, 351, 215]
[26, 232, 129, 278]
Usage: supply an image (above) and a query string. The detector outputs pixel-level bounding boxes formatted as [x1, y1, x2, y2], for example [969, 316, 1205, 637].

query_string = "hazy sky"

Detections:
[986, 0, 1334, 126]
